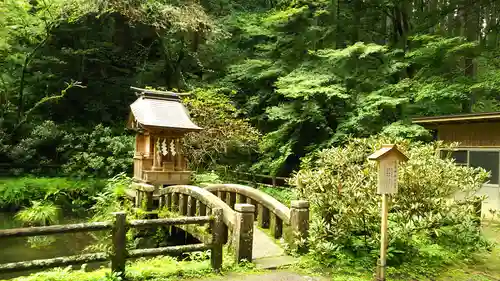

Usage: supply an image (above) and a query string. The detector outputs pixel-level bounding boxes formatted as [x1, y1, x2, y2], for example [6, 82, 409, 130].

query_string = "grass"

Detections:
[3, 257, 215, 281]
[442, 221, 500, 281]
[0, 177, 105, 211]
[5, 251, 261, 281]
[257, 185, 296, 205]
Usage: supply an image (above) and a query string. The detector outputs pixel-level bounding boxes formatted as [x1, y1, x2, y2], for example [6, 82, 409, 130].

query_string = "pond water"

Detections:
[0, 212, 101, 279]
[0, 212, 200, 279]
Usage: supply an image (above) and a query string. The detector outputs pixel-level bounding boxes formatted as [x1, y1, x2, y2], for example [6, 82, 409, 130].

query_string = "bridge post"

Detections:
[290, 200, 309, 253]
[210, 208, 224, 271]
[228, 193, 237, 209]
[135, 189, 141, 207]
[145, 190, 154, 211]
[270, 214, 283, 239]
[199, 203, 207, 216]
[233, 203, 255, 263]
[179, 194, 188, 215]
[166, 193, 172, 210]
[188, 196, 196, 216]
[111, 212, 127, 278]
[258, 205, 270, 228]
[172, 193, 179, 211]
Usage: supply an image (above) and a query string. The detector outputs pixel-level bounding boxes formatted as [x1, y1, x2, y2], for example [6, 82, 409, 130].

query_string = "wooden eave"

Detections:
[412, 112, 500, 125]
[139, 125, 199, 137]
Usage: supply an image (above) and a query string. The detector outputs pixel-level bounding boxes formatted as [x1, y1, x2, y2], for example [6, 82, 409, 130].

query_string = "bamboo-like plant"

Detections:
[15, 201, 60, 226]
[15, 201, 61, 248]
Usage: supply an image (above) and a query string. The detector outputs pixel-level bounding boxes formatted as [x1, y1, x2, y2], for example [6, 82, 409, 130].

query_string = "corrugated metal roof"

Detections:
[130, 96, 202, 131]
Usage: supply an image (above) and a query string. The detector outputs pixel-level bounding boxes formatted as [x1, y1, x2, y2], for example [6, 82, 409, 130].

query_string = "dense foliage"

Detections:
[294, 137, 489, 271]
[2, 0, 500, 176]
[183, 88, 259, 171]
[0, 177, 105, 212]
[221, 1, 500, 175]
[2, 0, 500, 276]
[0, 0, 255, 176]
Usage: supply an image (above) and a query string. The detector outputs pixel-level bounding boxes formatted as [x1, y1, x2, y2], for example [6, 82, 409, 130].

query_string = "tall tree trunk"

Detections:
[447, 0, 457, 36]
[352, 0, 362, 42]
[391, 0, 411, 49]
[461, 0, 479, 112]
[485, 1, 498, 48]
[17, 35, 50, 121]
[332, 0, 339, 48]
[380, 8, 388, 44]
[438, 0, 447, 34]
[429, 0, 439, 33]
[337, 0, 342, 48]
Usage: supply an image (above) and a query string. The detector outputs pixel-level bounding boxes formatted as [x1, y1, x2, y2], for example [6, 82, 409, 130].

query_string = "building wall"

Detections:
[477, 186, 500, 218]
[436, 121, 500, 218]
[437, 122, 500, 147]
[455, 186, 500, 219]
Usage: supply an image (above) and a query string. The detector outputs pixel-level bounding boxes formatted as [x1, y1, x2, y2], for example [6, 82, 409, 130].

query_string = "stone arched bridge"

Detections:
[126, 183, 309, 267]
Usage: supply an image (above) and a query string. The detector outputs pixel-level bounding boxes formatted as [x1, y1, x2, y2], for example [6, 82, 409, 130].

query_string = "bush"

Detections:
[183, 88, 260, 171]
[295, 136, 489, 269]
[1, 122, 133, 178]
[15, 201, 61, 249]
[258, 186, 296, 205]
[89, 173, 133, 222]
[191, 171, 223, 185]
[6, 121, 64, 166]
[0, 177, 106, 212]
[59, 125, 134, 178]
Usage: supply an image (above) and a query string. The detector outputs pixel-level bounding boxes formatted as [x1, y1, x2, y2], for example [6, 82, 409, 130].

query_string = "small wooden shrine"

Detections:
[127, 87, 202, 186]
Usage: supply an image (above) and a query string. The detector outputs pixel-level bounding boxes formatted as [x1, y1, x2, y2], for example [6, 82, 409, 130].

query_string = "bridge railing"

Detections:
[203, 184, 309, 253]
[0, 211, 224, 277]
[156, 185, 256, 262]
[130, 183, 309, 258]
[220, 170, 292, 188]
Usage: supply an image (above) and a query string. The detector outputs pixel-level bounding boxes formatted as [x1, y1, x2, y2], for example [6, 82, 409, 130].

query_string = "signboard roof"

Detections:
[368, 144, 408, 162]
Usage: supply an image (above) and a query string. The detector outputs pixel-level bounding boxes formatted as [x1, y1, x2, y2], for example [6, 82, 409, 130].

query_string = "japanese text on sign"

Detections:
[378, 160, 398, 194]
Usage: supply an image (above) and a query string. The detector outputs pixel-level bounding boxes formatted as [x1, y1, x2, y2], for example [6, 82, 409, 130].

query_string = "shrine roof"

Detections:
[129, 87, 202, 131]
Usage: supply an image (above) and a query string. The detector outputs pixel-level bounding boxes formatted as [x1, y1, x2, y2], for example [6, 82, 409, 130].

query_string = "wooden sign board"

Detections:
[368, 144, 408, 195]
[368, 144, 408, 281]
[377, 155, 399, 194]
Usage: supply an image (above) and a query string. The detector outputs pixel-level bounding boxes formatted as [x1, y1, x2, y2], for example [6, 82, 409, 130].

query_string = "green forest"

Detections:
[2, 0, 500, 177]
[2, 1, 500, 281]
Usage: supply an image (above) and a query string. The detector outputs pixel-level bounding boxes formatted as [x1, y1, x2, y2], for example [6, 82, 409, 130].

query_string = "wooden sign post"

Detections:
[368, 144, 408, 281]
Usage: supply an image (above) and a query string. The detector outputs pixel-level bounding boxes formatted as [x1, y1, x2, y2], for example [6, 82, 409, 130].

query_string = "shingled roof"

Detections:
[128, 87, 202, 131]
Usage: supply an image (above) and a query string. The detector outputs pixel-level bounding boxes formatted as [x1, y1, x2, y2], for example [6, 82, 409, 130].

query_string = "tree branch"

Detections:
[13, 81, 85, 132]
[17, 27, 53, 121]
